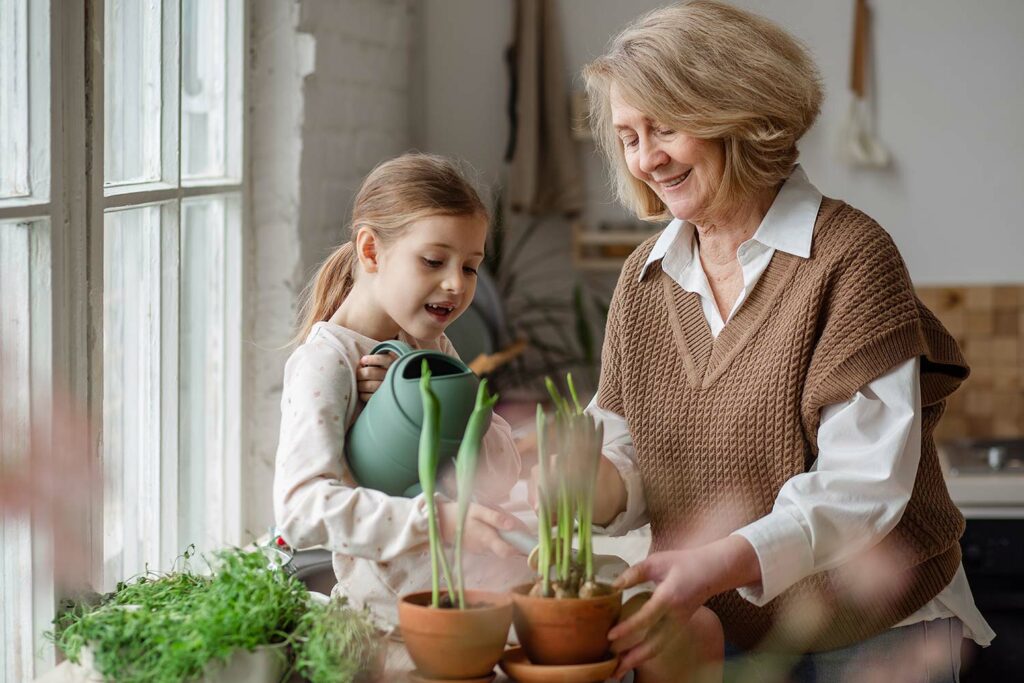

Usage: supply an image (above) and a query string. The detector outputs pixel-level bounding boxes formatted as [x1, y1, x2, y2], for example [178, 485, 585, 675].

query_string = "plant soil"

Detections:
[528, 575, 613, 599]
[435, 594, 497, 610]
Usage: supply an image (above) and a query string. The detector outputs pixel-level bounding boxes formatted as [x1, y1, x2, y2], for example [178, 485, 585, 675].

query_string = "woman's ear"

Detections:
[354, 226, 380, 273]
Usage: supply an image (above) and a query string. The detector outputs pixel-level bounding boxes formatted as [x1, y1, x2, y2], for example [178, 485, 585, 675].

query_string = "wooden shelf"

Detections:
[572, 256, 637, 272]
[571, 220, 661, 271]
[568, 90, 661, 270]
[575, 229, 660, 246]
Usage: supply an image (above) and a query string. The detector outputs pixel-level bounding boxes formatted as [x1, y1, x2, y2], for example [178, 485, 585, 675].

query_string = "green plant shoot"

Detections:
[539, 374, 604, 592]
[545, 376, 571, 418]
[553, 409, 573, 584]
[454, 379, 499, 609]
[535, 405, 553, 596]
[580, 418, 602, 583]
[567, 373, 583, 415]
[418, 360, 453, 608]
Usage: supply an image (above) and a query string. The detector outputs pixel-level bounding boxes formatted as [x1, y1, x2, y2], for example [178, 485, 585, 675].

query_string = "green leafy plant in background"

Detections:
[482, 191, 610, 396]
[47, 547, 381, 683]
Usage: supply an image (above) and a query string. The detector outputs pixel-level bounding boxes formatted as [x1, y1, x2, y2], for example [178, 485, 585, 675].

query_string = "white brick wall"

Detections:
[245, 0, 416, 539]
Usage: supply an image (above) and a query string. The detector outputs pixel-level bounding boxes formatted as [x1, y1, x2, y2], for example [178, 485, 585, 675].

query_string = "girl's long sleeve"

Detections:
[273, 338, 432, 561]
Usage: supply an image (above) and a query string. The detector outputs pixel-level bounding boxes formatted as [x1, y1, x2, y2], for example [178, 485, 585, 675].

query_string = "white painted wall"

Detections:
[416, 0, 1024, 285]
[245, 0, 416, 539]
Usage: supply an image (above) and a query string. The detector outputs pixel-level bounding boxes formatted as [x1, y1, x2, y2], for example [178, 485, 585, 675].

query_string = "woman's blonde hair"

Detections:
[583, 0, 823, 223]
[293, 153, 488, 345]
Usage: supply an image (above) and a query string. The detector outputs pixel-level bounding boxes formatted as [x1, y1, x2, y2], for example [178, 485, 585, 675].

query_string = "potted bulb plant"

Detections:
[397, 360, 514, 681]
[509, 375, 623, 666]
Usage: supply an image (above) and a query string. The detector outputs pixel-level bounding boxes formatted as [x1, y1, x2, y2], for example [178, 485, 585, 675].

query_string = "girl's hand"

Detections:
[438, 501, 528, 559]
[356, 353, 396, 402]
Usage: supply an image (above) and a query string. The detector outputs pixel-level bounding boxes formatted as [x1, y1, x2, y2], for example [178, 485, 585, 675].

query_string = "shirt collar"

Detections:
[638, 164, 823, 282]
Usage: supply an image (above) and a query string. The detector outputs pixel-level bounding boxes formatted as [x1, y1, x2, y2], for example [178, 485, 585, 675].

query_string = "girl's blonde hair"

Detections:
[583, 0, 823, 224]
[293, 153, 488, 345]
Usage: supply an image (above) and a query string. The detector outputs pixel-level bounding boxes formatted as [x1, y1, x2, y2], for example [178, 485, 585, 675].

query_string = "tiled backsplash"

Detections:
[917, 285, 1024, 440]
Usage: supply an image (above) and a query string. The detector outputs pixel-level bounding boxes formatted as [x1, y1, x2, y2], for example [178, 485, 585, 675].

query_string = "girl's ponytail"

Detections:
[292, 242, 357, 345]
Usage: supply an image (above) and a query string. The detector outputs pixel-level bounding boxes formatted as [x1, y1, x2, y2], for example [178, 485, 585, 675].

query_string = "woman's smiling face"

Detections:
[610, 84, 724, 223]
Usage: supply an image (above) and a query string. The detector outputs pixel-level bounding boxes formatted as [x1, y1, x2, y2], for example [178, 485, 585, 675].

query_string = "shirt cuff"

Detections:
[731, 510, 814, 606]
[592, 451, 648, 537]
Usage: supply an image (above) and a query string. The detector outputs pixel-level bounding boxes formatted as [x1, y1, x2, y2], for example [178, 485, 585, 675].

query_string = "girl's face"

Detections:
[373, 213, 487, 341]
[610, 84, 724, 223]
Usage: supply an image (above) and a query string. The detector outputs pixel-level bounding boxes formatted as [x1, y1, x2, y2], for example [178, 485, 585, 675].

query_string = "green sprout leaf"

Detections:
[536, 406, 553, 596]
[454, 379, 499, 609]
[418, 359, 454, 608]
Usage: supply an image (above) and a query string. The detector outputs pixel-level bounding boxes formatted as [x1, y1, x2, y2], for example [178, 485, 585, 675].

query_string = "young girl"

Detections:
[273, 153, 532, 625]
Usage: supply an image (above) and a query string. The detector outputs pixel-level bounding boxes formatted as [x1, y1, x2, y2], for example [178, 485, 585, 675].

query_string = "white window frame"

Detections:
[0, 1, 249, 678]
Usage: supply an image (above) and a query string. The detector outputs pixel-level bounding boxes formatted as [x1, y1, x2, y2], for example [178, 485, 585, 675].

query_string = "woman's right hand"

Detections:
[437, 500, 527, 559]
[528, 455, 628, 527]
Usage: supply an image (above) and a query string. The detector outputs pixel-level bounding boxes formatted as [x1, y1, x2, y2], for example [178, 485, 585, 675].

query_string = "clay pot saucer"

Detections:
[407, 671, 496, 683]
[499, 647, 618, 683]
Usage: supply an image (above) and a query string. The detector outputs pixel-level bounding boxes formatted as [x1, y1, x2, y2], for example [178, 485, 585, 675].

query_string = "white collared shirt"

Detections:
[589, 165, 994, 645]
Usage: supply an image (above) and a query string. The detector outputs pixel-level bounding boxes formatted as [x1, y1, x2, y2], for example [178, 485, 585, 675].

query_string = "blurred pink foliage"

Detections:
[1, 351, 97, 577]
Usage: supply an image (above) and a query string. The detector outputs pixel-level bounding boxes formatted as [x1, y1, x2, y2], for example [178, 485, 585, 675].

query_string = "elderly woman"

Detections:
[575, 2, 994, 681]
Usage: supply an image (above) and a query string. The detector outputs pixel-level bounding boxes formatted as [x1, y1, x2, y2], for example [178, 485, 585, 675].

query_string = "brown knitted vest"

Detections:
[597, 198, 968, 652]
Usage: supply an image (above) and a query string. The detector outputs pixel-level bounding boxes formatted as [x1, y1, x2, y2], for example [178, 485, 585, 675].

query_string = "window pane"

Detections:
[181, 0, 227, 180]
[1, 219, 55, 680]
[0, 0, 29, 198]
[104, 0, 163, 186]
[179, 194, 241, 552]
[179, 196, 223, 551]
[102, 205, 172, 586]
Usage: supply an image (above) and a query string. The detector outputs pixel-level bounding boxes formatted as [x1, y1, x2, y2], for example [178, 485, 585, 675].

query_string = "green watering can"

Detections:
[345, 340, 489, 498]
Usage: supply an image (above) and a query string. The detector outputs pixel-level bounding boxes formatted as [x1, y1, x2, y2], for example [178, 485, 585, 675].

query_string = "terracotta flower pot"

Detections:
[398, 590, 513, 679]
[510, 583, 622, 665]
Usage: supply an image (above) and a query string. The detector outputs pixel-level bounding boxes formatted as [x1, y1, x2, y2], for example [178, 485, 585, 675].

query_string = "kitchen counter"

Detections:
[938, 440, 1024, 518]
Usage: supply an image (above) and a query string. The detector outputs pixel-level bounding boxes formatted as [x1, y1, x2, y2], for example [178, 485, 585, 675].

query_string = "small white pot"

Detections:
[196, 642, 289, 683]
[77, 642, 288, 683]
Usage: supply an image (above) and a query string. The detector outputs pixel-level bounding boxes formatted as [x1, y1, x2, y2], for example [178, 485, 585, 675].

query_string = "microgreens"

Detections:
[47, 547, 380, 683]
[291, 598, 382, 683]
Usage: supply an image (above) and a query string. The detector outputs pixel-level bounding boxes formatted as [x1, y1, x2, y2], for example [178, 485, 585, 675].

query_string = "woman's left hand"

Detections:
[609, 549, 710, 674]
[356, 353, 396, 402]
[609, 535, 761, 674]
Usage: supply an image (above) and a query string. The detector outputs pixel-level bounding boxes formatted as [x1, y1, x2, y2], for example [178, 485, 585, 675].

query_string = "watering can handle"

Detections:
[370, 340, 415, 358]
